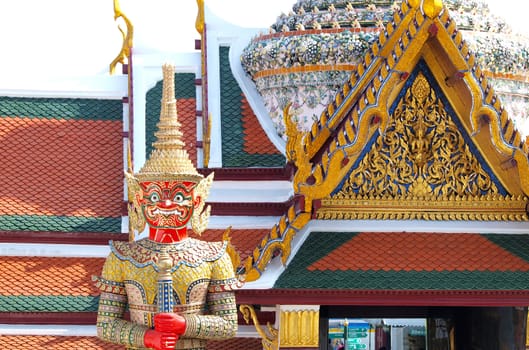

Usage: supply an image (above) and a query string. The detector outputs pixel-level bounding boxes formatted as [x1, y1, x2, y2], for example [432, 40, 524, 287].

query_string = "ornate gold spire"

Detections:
[135, 63, 203, 183]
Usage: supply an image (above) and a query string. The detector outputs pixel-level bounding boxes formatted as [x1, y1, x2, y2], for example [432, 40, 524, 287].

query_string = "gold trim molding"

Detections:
[280, 309, 319, 347]
[317, 194, 529, 221]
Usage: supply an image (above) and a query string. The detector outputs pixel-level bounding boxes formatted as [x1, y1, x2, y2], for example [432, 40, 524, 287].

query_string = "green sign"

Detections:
[346, 343, 367, 350]
[329, 333, 344, 339]
[348, 332, 367, 338]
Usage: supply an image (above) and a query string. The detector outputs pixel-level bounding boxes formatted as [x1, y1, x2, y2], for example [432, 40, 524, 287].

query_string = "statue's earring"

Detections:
[125, 172, 146, 241]
[190, 173, 214, 235]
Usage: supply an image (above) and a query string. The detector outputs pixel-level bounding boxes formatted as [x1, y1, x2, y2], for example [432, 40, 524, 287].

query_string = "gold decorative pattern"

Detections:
[284, 103, 312, 194]
[322, 73, 528, 220]
[126, 64, 213, 238]
[243, 0, 529, 281]
[195, 0, 205, 35]
[339, 73, 498, 198]
[243, 208, 311, 282]
[279, 309, 319, 347]
[190, 173, 214, 236]
[203, 113, 212, 168]
[422, 0, 443, 19]
[222, 227, 242, 274]
[110, 0, 133, 75]
[239, 305, 278, 350]
[317, 194, 528, 221]
[135, 64, 202, 183]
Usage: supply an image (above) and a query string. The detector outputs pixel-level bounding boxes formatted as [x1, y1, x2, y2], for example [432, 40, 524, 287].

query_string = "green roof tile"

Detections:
[0, 296, 98, 312]
[0, 97, 122, 121]
[219, 46, 285, 168]
[145, 73, 196, 155]
[0, 215, 121, 233]
[275, 231, 529, 290]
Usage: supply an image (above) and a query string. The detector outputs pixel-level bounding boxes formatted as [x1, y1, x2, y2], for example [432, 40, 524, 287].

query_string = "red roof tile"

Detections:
[207, 337, 262, 350]
[202, 228, 271, 263]
[177, 98, 198, 165]
[308, 232, 529, 272]
[0, 336, 122, 349]
[0, 335, 261, 350]
[0, 229, 268, 296]
[0, 117, 123, 218]
[241, 94, 281, 155]
[0, 257, 104, 296]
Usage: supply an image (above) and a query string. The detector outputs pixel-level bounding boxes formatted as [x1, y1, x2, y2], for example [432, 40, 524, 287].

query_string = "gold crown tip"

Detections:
[134, 63, 200, 182]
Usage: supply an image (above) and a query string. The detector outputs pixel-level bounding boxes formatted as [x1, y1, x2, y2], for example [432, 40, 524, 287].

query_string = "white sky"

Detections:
[0, 0, 526, 80]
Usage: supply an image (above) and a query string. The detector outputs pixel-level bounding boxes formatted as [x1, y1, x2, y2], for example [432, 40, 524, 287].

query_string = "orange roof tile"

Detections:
[308, 232, 529, 272]
[0, 335, 261, 350]
[0, 117, 123, 218]
[202, 228, 271, 263]
[0, 257, 104, 296]
[241, 94, 281, 155]
[208, 337, 262, 350]
[0, 229, 268, 296]
[177, 98, 198, 165]
[0, 336, 122, 349]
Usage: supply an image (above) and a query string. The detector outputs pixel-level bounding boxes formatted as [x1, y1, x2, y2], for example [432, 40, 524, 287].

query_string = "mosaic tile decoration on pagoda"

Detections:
[0, 96, 123, 233]
[275, 231, 529, 291]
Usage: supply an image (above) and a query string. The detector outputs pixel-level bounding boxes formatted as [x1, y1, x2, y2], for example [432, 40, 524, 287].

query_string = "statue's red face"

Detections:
[138, 180, 197, 242]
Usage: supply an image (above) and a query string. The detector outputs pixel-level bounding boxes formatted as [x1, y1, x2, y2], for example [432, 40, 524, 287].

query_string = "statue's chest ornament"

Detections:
[111, 238, 225, 271]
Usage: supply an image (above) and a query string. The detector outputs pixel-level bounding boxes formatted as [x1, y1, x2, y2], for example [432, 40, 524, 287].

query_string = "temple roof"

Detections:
[0, 96, 123, 233]
[242, 0, 529, 289]
[276, 231, 529, 290]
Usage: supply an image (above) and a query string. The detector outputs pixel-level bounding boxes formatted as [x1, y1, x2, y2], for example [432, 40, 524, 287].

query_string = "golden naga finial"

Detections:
[195, 0, 205, 35]
[110, 0, 134, 75]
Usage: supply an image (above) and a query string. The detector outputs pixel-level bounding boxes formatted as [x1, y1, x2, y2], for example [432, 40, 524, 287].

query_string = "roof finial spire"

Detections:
[422, 0, 443, 18]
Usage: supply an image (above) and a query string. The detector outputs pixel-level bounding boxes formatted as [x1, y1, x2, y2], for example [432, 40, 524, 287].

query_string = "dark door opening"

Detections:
[319, 306, 527, 350]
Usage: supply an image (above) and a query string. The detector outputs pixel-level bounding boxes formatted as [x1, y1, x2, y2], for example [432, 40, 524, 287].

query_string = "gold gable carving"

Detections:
[317, 73, 528, 221]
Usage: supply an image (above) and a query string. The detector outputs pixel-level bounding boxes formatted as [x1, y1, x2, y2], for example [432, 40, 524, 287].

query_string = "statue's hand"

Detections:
[144, 313, 186, 349]
[154, 312, 186, 335]
[144, 329, 178, 350]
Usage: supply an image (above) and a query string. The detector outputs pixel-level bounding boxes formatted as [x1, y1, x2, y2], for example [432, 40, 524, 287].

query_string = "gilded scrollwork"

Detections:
[239, 305, 278, 350]
[335, 73, 498, 199]
[322, 72, 528, 220]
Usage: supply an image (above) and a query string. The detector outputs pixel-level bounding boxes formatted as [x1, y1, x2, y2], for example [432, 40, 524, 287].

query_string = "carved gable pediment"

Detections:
[317, 65, 527, 221]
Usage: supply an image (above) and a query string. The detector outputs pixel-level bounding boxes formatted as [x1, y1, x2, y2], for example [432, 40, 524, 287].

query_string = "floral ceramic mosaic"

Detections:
[240, 0, 529, 139]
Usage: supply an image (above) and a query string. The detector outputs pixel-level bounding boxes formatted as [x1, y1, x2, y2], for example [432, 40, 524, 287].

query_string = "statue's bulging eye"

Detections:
[174, 194, 184, 203]
[149, 193, 160, 202]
